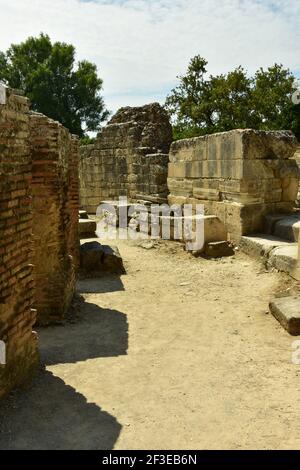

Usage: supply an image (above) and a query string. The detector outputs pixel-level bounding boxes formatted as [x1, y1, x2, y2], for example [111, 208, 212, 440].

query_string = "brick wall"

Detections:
[79, 103, 172, 212]
[0, 87, 39, 399]
[29, 113, 79, 325]
[168, 129, 300, 241]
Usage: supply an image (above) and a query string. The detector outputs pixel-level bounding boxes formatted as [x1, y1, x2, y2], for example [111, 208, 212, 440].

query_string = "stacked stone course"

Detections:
[168, 129, 299, 241]
[80, 103, 172, 212]
[0, 87, 38, 398]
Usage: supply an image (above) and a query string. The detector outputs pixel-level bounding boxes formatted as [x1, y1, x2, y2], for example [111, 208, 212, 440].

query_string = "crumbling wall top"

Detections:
[97, 103, 173, 153]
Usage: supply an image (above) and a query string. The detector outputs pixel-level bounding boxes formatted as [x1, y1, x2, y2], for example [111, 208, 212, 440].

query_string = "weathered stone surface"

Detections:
[80, 241, 104, 272]
[0, 88, 39, 399]
[240, 234, 299, 279]
[268, 244, 298, 276]
[109, 103, 172, 154]
[241, 129, 298, 160]
[30, 113, 80, 325]
[269, 296, 300, 335]
[102, 245, 126, 274]
[273, 214, 300, 242]
[168, 129, 300, 242]
[240, 234, 291, 259]
[80, 103, 172, 212]
[204, 241, 234, 258]
[80, 241, 125, 275]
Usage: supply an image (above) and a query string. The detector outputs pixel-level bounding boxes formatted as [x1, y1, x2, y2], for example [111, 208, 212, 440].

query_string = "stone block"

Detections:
[204, 240, 235, 258]
[169, 136, 208, 162]
[269, 296, 300, 335]
[79, 219, 97, 236]
[282, 177, 299, 202]
[80, 103, 172, 212]
[241, 129, 298, 160]
[80, 242, 125, 275]
[273, 214, 300, 242]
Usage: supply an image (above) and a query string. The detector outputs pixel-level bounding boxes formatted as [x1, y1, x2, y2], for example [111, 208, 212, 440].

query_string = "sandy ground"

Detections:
[1, 237, 300, 450]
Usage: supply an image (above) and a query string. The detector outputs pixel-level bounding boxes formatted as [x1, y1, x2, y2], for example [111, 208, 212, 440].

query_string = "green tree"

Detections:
[165, 55, 300, 140]
[252, 64, 296, 131]
[0, 34, 109, 137]
[165, 56, 212, 139]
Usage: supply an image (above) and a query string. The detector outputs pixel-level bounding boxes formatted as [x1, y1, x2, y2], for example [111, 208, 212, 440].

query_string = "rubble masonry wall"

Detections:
[79, 103, 173, 213]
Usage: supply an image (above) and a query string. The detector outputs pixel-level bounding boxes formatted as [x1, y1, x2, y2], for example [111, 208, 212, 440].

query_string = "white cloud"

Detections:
[0, 0, 299, 113]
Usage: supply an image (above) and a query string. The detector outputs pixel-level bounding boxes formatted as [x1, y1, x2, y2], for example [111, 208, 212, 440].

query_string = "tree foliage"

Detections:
[0, 34, 109, 137]
[165, 55, 300, 141]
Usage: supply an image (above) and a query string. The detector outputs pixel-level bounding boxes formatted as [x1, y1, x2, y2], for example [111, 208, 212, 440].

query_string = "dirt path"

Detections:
[1, 238, 300, 450]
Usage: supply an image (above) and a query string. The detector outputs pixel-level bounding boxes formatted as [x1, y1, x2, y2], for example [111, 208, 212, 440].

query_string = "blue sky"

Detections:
[0, 0, 299, 114]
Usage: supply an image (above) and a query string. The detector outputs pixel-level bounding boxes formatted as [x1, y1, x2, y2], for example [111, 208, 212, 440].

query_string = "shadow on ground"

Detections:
[77, 274, 125, 294]
[38, 301, 128, 365]
[0, 370, 121, 450]
[0, 298, 128, 449]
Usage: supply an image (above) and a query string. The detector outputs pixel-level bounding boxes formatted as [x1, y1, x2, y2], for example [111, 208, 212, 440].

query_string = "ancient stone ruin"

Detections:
[0, 86, 79, 397]
[30, 113, 79, 325]
[1, 83, 300, 401]
[0, 88, 39, 398]
[79, 103, 173, 212]
[168, 129, 299, 242]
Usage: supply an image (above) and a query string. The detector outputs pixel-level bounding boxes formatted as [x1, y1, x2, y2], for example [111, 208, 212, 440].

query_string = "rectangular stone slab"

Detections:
[79, 219, 97, 235]
[269, 296, 300, 335]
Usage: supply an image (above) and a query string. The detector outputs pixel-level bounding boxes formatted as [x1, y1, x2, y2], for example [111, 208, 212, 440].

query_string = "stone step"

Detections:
[240, 234, 292, 258]
[240, 234, 299, 279]
[264, 213, 300, 242]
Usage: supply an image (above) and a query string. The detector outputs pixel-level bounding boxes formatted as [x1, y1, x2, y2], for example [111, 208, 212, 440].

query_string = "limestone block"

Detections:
[168, 162, 190, 178]
[242, 160, 274, 179]
[270, 296, 300, 335]
[204, 241, 234, 258]
[203, 215, 227, 242]
[193, 186, 220, 201]
[79, 210, 89, 219]
[282, 177, 299, 202]
[167, 178, 194, 197]
[79, 103, 172, 212]
[169, 136, 208, 162]
[167, 195, 188, 206]
[79, 219, 97, 236]
[241, 129, 298, 160]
